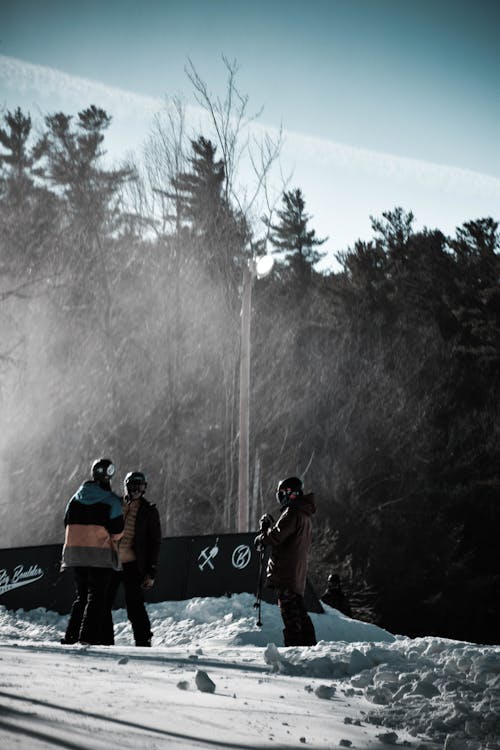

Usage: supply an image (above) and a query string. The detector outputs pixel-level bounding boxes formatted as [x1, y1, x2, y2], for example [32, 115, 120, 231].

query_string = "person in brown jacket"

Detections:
[255, 476, 317, 647]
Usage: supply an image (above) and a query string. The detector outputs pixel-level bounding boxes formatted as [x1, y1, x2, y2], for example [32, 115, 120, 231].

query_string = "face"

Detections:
[127, 481, 146, 497]
[276, 488, 290, 505]
[277, 486, 299, 505]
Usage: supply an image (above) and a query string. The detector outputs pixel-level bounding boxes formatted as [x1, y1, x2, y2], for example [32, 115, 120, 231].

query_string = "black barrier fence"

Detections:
[0, 534, 323, 615]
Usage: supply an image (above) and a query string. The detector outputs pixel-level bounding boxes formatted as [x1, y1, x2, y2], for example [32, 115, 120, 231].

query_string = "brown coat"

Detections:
[261, 493, 316, 596]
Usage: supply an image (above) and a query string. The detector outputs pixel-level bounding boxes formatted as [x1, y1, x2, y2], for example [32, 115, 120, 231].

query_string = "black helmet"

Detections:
[124, 471, 147, 494]
[91, 458, 115, 482]
[276, 476, 303, 506]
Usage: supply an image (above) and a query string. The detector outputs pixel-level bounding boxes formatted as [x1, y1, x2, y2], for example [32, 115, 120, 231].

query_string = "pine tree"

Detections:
[171, 136, 225, 232]
[0, 107, 44, 190]
[448, 218, 500, 369]
[0, 107, 56, 274]
[41, 105, 133, 227]
[170, 135, 249, 285]
[265, 188, 327, 278]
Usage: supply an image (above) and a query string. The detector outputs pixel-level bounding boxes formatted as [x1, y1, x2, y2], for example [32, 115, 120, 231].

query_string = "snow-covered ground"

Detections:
[0, 594, 499, 749]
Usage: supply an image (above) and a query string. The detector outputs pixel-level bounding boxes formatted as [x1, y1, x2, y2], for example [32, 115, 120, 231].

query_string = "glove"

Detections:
[254, 533, 265, 549]
[141, 575, 155, 590]
[259, 513, 274, 532]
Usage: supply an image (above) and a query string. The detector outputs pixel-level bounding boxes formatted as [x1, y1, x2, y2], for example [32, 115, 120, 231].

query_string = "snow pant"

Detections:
[64, 567, 113, 645]
[277, 588, 317, 647]
[106, 561, 152, 647]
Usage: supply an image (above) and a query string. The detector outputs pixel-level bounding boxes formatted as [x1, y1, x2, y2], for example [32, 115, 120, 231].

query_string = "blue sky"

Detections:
[0, 0, 499, 262]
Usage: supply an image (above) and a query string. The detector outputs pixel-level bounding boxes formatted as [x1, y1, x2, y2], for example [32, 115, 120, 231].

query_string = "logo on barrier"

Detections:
[231, 545, 251, 570]
[198, 539, 219, 571]
[0, 564, 45, 596]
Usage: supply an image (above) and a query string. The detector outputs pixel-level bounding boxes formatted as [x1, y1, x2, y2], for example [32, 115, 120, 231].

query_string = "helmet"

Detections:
[124, 471, 147, 494]
[276, 476, 303, 506]
[91, 458, 115, 482]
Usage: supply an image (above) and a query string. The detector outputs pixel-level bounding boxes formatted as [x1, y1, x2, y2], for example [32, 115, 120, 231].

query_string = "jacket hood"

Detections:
[292, 492, 316, 516]
[74, 481, 121, 505]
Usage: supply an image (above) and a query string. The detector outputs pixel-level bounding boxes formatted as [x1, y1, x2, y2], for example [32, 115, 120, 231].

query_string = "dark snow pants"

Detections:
[277, 588, 317, 647]
[106, 561, 152, 647]
[64, 567, 112, 645]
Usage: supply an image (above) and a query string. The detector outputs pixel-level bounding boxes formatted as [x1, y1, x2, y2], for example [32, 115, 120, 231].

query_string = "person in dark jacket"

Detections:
[106, 471, 162, 647]
[255, 476, 317, 647]
[61, 457, 124, 645]
[321, 573, 353, 617]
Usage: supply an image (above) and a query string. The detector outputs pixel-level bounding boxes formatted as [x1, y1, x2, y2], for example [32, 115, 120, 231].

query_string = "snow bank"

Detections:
[0, 593, 394, 646]
[266, 636, 500, 747]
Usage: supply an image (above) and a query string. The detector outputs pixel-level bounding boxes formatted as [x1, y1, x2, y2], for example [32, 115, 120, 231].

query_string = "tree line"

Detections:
[1, 89, 498, 643]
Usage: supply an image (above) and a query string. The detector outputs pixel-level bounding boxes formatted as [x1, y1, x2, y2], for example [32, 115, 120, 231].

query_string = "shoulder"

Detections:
[140, 497, 158, 512]
[105, 489, 122, 504]
[70, 481, 90, 500]
[297, 493, 316, 516]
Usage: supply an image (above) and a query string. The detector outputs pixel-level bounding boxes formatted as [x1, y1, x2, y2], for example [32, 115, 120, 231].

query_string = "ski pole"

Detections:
[254, 541, 265, 627]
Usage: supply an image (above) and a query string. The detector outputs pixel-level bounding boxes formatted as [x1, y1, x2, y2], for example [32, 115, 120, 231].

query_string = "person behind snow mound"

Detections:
[320, 572, 353, 617]
[61, 458, 124, 645]
[106, 471, 162, 647]
[255, 476, 317, 647]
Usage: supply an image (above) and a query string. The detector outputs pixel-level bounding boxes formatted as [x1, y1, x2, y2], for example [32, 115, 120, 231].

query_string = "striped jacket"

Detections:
[61, 481, 124, 570]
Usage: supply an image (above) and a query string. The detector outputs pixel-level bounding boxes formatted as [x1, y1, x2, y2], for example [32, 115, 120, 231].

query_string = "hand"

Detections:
[259, 513, 274, 532]
[141, 575, 155, 590]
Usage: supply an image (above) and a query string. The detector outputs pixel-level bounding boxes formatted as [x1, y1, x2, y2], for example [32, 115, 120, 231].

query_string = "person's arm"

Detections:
[261, 508, 297, 546]
[108, 495, 124, 541]
[142, 507, 162, 587]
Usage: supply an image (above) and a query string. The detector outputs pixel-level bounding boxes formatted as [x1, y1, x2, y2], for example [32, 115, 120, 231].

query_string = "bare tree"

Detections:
[185, 56, 283, 225]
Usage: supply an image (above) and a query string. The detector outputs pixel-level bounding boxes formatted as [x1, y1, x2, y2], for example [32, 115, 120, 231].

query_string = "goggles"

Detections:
[127, 481, 146, 493]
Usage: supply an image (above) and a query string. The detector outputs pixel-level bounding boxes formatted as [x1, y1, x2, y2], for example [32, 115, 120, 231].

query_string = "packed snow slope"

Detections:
[0, 594, 499, 750]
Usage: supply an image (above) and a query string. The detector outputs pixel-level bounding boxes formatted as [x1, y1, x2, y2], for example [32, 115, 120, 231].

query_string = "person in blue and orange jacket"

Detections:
[61, 458, 124, 645]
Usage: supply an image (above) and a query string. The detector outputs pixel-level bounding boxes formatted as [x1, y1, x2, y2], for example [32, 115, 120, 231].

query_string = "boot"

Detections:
[135, 631, 152, 647]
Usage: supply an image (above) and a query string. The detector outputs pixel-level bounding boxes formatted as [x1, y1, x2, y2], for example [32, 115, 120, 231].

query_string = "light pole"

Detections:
[238, 255, 274, 533]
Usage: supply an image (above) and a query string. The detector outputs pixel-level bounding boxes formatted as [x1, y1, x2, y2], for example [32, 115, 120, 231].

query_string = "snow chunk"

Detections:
[195, 670, 216, 693]
[412, 679, 440, 698]
[314, 684, 336, 699]
[264, 642, 281, 667]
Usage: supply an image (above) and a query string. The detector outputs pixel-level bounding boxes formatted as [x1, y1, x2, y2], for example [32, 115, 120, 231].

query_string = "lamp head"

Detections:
[255, 255, 274, 279]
